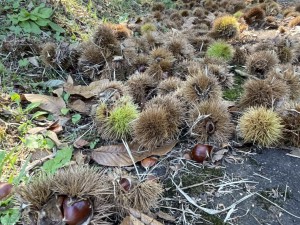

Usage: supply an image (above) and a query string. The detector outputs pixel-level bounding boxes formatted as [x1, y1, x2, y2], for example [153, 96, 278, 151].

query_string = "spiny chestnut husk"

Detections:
[63, 197, 92, 225]
[188, 100, 234, 145]
[157, 77, 182, 96]
[267, 67, 300, 101]
[243, 6, 265, 25]
[205, 64, 234, 89]
[190, 144, 213, 163]
[281, 104, 300, 147]
[210, 15, 239, 39]
[180, 71, 222, 103]
[245, 50, 279, 79]
[239, 78, 289, 110]
[126, 73, 158, 107]
[114, 176, 163, 215]
[239, 106, 283, 147]
[163, 36, 195, 60]
[95, 96, 139, 141]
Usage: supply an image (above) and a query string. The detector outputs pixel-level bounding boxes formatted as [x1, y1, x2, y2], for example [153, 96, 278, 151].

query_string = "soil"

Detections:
[224, 148, 300, 225]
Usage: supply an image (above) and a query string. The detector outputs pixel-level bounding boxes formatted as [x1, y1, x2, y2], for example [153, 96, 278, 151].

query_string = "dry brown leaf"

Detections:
[27, 120, 63, 135]
[156, 211, 176, 222]
[46, 131, 66, 148]
[91, 143, 140, 167]
[63, 79, 109, 99]
[150, 141, 177, 156]
[53, 87, 64, 97]
[212, 149, 229, 163]
[68, 99, 90, 114]
[73, 138, 89, 148]
[92, 141, 176, 167]
[129, 208, 163, 225]
[23, 94, 66, 115]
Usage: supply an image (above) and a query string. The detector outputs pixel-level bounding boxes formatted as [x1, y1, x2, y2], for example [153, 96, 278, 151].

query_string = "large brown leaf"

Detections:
[63, 77, 109, 99]
[120, 208, 163, 225]
[23, 94, 66, 115]
[91, 141, 177, 167]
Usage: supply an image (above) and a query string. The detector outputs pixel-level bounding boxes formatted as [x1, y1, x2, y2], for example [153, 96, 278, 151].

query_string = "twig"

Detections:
[253, 172, 272, 182]
[255, 193, 300, 219]
[172, 179, 255, 215]
[122, 139, 141, 180]
[284, 185, 288, 202]
[25, 153, 55, 172]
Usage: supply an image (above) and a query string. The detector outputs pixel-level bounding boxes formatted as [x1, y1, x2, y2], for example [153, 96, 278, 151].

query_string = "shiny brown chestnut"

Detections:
[63, 198, 92, 225]
[0, 182, 13, 201]
[119, 177, 132, 192]
[190, 144, 213, 163]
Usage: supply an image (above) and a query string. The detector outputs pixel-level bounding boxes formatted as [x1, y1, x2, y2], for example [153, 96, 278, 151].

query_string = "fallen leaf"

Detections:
[91, 143, 140, 167]
[63, 79, 109, 99]
[28, 56, 39, 67]
[27, 120, 63, 135]
[23, 94, 66, 115]
[156, 211, 176, 222]
[68, 99, 89, 114]
[92, 141, 176, 167]
[150, 141, 177, 156]
[53, 87, 64, 97]
[129, 208, 163, 225]
[74, 138, 89, 148]
[212, 149, 229, 163]
[47, 131, 66, 148]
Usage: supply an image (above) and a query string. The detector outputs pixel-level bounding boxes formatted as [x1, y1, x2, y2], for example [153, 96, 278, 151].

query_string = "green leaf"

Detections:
[31, 111, 48, 120]
[63, 93, 70, 102]
[10, 93, 21, 104]
[13, 2, 20, 9]
[29, 14, 38, 21]
[18, 58, 29, 67]
[48, 21, 65, 33]
[72, 114, 81, 124]
[13, 155, 31, 185]
[9, 26, 22, 34]
[37, 7, 53, 18]
[32, 3, 46, 14]
[35, 18, 50, 27]
[0, 208, 20, 225]
[60, 108, 69, 115]
[28, 21, 42, 34]
[42, 147, 72, 174]
[19, 21, 31, 33]
[24, 134, 43, 149]
[89, 138, 99, 149]
[44, 138, 55, 149]
[24, 102, 40, 113]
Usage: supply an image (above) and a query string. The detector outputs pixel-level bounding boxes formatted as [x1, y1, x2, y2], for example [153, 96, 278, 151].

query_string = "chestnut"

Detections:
[0, 182, 13, 201]
[190, 144, 213, 163]
[63, 198, 92, 225]
[119, 177, 132, 192]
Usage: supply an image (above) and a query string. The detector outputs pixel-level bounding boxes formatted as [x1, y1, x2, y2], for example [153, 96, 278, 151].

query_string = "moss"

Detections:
[202, 213, 229, 225]
[181, 166, 223, 196]
[223, 74, 245, 101]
